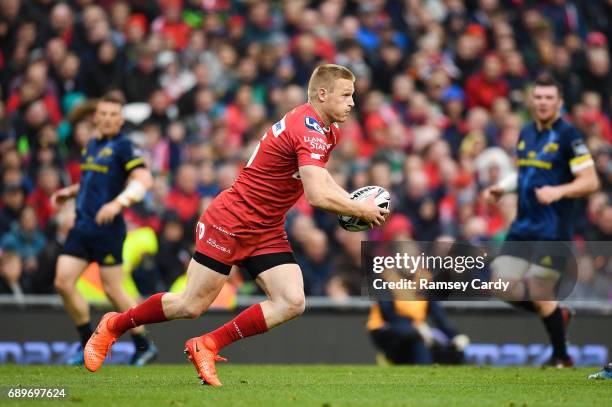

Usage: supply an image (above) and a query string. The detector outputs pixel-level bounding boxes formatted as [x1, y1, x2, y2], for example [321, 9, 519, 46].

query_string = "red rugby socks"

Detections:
[109, 292, 168, 334]
[205, 303, 269, 350]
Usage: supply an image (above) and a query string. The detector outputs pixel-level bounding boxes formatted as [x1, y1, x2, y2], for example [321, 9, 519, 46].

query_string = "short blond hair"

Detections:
[307, 64, 355, 102]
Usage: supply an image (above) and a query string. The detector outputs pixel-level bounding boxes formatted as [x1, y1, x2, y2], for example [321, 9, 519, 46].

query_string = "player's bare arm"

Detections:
[51, 183, 80, 208]
[482, 172, 518, 204]
[326, 170, 351, 199]
[299, 164, 388, 225]
[95, 167, 153, 225]
[535, 165, 600, 205]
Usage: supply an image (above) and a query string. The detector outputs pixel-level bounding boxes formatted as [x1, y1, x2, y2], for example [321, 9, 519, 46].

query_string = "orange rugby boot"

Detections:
[184, 335, 227, 387]
[84, 312, 120, 372]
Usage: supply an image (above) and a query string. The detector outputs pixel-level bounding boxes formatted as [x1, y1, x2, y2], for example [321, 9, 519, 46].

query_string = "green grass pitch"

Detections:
[1, 365, 610, 406]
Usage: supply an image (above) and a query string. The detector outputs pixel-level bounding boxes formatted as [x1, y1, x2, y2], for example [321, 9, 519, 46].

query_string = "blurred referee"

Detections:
[51, 92, 156, 365]
[483, 74, 600, 367]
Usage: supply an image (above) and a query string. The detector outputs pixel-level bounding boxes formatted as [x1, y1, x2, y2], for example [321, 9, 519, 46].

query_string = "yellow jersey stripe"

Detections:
[569, 154, 592, 167]
[517, 159, 552, 170]
[80, 163, 109, 173]
[125, 158, 145, 171]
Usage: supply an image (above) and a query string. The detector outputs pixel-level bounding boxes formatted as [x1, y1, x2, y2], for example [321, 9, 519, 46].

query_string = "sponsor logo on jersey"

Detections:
[133, 146, 144, 157]
[212, 224, 236, 237]
[311, 153, 322, 160]
[272, 117, 286, 137]
[304, 116, 325, 135]
[98, 147, 113, 157]
[572, 139, 589, 156]
[197, 222, 206, 240]
[543, 142, 559, 153]
[540, 255, 553, 267]
[303, 136, 332, 152]
[206, 238, 231, 254]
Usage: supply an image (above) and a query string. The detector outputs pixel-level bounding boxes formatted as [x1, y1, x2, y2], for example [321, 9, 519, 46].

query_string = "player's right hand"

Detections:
[51, 188, 74, 208]
[482, 185, 504, 204]
[95, 200, 122, 225]
[359, 195, 390, 228]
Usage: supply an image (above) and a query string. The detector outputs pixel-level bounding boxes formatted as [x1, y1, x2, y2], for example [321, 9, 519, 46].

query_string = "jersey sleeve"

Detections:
[291, 123, 327, 168]
[117, 139, 146, 173]
[565, 127, 594, 174]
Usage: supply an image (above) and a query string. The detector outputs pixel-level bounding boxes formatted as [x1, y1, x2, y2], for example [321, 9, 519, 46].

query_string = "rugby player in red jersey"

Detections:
[84, 64, 389, 386]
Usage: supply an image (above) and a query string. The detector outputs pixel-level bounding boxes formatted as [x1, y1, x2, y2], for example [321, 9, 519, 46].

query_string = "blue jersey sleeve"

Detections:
[116, 139, 145, 173]
[564, 127, 594, 174]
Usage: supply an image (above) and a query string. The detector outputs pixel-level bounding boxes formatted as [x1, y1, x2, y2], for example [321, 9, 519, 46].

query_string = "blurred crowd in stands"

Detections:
[0, 0, 611, 300]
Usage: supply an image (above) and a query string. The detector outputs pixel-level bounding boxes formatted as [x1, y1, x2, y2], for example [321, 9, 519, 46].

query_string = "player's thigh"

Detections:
[54, 255, 89, 287]
[98, 264, 126, 293]
[254, 261, 304, 307]
[179, 258, 228, 305]
[525, 264, 560, 300]
[490, 255, 530, 281]
[254, 262, 305, 327]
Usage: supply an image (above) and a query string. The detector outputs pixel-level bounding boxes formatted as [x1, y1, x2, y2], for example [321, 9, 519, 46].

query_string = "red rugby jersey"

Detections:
[220, 103, 340, 228]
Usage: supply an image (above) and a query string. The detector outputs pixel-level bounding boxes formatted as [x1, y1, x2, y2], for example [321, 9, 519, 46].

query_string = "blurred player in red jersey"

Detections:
[84, 64, 389, 386]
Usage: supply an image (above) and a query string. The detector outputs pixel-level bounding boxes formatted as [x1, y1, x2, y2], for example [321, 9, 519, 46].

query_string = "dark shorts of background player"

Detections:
[499, 233, 574, 272]
[192, 199, 297, 278]
[61, 227, 125, 266]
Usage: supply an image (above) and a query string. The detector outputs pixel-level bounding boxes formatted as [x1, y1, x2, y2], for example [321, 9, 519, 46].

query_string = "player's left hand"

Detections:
[535, 185, 564, 205]
[95, 200, 123, 225]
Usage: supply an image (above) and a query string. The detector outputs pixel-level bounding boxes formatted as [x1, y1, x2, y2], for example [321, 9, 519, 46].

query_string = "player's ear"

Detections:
[318, 87, 328, 102]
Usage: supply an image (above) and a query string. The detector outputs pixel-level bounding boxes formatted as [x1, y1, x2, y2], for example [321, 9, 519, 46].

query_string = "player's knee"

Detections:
[498, 279, 524, 300]
[101, 281, 122, 302]
[54, 275, 73, 295]
[181, 300, 206, 319]
[282, 291, 305, 319]
[533, 300, 557, 316]
[490, 255, 529, 281]
[183, 305, 203, 319]
[172, 291, 207, 319]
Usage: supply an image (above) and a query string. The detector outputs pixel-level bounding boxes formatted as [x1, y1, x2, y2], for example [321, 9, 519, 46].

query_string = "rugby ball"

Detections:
[338, 185, 391, 232]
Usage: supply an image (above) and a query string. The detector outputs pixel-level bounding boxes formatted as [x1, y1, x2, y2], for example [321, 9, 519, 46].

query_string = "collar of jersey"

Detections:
[535, 115, 562, 132]
[96, 132, 122, 143]
[306, 103, 331, 132]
